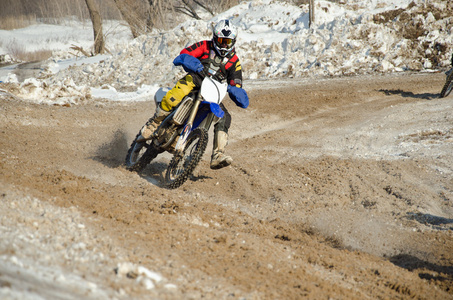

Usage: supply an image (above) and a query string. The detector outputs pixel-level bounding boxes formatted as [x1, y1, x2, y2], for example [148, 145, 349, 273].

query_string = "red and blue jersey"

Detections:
[180, 40, 243, 88]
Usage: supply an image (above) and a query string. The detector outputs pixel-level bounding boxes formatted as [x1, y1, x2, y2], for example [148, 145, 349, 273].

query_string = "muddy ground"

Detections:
[1, 72, 452, 299]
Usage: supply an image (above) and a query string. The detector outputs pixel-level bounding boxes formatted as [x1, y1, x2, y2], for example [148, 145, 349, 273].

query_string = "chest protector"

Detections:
[203, 50, 231, 82]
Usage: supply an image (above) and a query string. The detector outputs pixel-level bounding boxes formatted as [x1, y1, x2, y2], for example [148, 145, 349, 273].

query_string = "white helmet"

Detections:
[212, 19, 237, 57]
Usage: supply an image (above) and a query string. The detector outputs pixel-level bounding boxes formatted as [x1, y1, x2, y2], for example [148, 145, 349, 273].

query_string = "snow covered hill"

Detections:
[0, 0, 452, 105]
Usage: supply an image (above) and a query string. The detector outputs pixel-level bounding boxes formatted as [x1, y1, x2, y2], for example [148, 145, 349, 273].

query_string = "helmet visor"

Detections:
[216, 37, 234, 47]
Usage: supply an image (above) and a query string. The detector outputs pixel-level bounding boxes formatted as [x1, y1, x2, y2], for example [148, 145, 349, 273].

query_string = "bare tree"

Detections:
[146, 0, 171, 30]
[174, 0, 229, 20]
[112, 0, 146, 38]
[112, 0, 174, 36]
[109, 0, 240, 37]
[309, 0, 314, 28]
[85, 0, 105, 54]
[175, 0, 202, 20]
[193, 0, 214, 16]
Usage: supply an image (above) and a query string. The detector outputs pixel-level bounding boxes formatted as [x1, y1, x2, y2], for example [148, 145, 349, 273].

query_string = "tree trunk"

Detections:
[112, 0, 142, 38]
[193, 0, 214, 16]
[85, 0, 105, 54]
[309, 0, 315, 28]
[146, 0, 164, 30]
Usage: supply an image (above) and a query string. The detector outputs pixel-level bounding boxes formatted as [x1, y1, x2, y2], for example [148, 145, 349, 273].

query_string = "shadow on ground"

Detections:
[389, 254, 453, 280]
[378, 89, 438, 100]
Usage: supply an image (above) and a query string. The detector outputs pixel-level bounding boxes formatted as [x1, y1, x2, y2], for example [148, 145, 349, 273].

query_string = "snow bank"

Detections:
[0, 0, 452, 105]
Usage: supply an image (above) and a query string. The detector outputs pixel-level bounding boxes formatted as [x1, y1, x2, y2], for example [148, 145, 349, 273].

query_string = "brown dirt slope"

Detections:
[0, 72, 452, 299]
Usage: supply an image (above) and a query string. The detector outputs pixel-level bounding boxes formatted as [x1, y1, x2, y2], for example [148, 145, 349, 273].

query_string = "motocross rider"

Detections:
[139, 19, 249, 170]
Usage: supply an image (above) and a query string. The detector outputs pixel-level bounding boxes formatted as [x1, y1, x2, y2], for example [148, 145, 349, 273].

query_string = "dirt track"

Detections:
[1, 72, 452, 299]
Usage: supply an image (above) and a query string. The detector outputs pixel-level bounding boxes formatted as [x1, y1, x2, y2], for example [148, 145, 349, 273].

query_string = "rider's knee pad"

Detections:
[161, 75, 196, 111]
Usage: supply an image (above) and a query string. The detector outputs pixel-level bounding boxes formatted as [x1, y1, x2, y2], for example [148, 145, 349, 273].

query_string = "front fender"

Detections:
[192, 102, 224, 129]
[206, 102, 224, 118]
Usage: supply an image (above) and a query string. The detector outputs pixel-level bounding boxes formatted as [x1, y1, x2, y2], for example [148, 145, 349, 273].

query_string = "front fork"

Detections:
[174, 98, 218, 155]
[174, 94, 203, 154]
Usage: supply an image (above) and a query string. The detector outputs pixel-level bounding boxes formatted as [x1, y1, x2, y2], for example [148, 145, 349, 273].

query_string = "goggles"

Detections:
[216, 37, 234, 47]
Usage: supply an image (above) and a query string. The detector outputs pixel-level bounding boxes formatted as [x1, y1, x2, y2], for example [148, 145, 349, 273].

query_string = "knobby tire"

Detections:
[165, 128, 208, 189]
[125, 133, 159, 172]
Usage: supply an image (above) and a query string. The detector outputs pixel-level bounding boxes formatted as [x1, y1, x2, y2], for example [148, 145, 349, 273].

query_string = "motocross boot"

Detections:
[138, 105, 170, 141]
[210, 131, 233, 170]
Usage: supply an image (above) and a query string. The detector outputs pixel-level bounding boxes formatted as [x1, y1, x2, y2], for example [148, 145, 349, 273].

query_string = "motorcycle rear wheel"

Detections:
[165, 128, 208, 189]
[125, 133, 159, 172]
[440, 70, 453, 98]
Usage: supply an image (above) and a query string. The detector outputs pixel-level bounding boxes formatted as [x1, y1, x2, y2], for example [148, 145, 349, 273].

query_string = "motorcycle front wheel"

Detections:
[440, 70, 453, 98]
[125, 133, 159, 172]
[165, 128, 209, 189]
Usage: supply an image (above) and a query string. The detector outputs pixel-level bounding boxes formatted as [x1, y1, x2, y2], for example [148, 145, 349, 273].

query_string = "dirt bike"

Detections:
[125, 73, 227, 189]
[440, 68, 453, 98]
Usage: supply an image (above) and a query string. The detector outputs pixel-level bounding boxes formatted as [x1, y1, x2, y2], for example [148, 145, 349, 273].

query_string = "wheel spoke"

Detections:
[125, 133, 158, 172]
[165, 128, 208, 189]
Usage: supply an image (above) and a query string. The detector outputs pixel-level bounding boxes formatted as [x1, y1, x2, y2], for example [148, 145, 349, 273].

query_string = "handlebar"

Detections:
[198, 68, 209, 79]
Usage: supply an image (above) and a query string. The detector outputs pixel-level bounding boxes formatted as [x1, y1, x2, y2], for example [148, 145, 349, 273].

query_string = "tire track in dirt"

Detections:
[1, 73, 452, 299]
